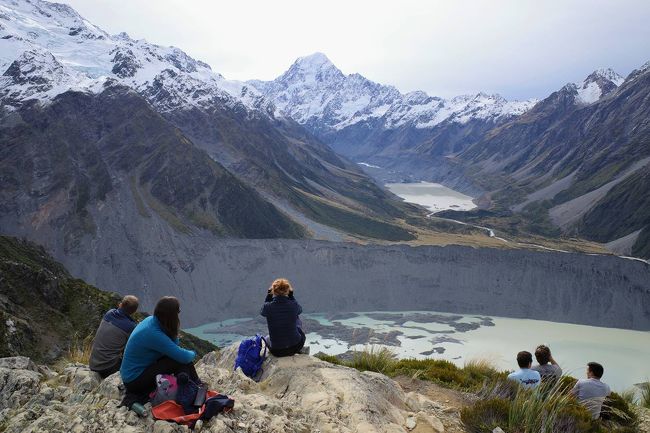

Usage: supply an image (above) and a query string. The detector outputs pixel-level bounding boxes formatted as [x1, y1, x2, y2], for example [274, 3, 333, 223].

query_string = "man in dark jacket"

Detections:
[260, 279, 307, 357]
[89, 295, 139, 378]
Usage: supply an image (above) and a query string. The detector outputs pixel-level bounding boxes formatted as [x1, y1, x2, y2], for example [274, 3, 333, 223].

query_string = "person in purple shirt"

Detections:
[571, 362, 611, 419]
[120, 296, 199, 394]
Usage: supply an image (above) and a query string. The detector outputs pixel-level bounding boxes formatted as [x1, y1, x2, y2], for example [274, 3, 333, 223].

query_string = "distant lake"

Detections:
[186, 311, 650, 392]
[385, 182, 476, 213]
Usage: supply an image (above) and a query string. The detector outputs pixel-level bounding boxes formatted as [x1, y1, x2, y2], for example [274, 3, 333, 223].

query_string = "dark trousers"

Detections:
[124, 356, 199, 395]
[270, 328, 306, 358]
[92, 358, 122, 379]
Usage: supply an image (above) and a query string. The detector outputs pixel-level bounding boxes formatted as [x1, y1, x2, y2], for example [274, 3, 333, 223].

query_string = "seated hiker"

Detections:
[89, 295, 139, 378]
[571, 362, 611, 419]
[507, 350, 541, 389]
[531, 344, 562, 383]
[120, 296, 199, 395]
[260, 278, 307, 357]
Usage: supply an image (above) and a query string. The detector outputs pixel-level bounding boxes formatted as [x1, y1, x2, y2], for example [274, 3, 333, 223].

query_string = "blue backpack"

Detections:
[234, 334, 267, 380]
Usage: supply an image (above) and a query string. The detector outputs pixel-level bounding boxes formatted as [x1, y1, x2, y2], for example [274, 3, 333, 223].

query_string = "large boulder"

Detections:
[196, 344, 442, 433]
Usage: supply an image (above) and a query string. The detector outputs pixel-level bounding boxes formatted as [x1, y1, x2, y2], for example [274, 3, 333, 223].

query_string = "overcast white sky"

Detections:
[63, 0, 650, 100]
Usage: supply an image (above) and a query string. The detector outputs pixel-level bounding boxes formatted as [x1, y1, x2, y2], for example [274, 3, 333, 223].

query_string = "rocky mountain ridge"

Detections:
[0, 0, 426, 250]
[451, 61, 650, 258]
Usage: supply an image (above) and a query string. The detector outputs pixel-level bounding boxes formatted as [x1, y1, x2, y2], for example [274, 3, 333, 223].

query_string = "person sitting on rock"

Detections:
[531, 344, 562, 384]
[260, 278, 308, 357]
[571, 362, 611, 419]
[120, 296, 199, 395]
[89, 295, 139, 378]
[507, 351, 541, 389]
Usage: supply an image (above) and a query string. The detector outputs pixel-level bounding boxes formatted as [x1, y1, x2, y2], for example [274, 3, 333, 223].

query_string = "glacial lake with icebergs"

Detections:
[187, 310, 650, 392]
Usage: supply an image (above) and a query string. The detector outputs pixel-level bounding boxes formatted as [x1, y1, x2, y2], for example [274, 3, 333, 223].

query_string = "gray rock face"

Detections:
[58, 238, 650, 331]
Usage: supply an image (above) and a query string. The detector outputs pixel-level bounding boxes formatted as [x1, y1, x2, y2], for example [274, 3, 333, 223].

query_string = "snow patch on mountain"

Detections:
[0, 47, 105, 105]
[249, 52, 538, 132]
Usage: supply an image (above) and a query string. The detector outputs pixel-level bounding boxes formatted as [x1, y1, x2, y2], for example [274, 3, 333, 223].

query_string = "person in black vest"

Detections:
[260, 278, 307, 357]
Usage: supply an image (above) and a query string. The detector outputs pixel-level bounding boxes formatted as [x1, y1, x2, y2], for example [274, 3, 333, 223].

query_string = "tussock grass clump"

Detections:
[463, 378, 640, 433]
[66, 333, 94, 365]
[463, 380, 596, 433]
[508, 383, 591, 433]
[601, 392, 639, 428]
[393, 358, 470, 387]
[315, 353, 344, 365]
[464, 358, 507, 387]
[619, 389, 638, 406]
[460, 398, 510, 433]
[638, 382, 650, 409]
[348, 346, 397, 374]
[391, 357, 506, 391]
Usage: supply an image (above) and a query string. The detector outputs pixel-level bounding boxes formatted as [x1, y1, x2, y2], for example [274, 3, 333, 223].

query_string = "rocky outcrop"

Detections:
[0, 348, 452, 433]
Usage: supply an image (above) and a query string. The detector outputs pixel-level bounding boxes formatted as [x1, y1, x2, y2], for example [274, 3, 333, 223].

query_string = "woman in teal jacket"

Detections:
[120, 296, 198, 394]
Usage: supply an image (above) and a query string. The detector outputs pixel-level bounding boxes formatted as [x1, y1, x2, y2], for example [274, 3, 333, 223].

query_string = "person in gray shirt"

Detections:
[89, 295, 139, 378]
[571, 362, 611, 419]
[531, 344, 562, 384]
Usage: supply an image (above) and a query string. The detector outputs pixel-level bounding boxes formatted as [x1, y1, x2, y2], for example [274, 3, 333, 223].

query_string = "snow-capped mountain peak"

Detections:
[248, 54, 537, 131]
[572, 68, 624, 105]
[588, 67, 624, 85]
[291, 52, 338, 72]
[276, 52, 345, 90]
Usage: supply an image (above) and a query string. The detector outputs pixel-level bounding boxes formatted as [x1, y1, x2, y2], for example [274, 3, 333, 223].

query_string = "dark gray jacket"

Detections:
[89, 308, 136, 372]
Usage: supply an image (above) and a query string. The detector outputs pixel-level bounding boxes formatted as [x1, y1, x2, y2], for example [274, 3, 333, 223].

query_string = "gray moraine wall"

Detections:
[63, 238, 650, 330]
[5, 178, 648, 330]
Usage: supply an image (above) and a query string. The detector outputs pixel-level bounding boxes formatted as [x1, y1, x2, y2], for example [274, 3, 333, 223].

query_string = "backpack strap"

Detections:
[257, 334, 268, 359]
[252, 334, 268, 381]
